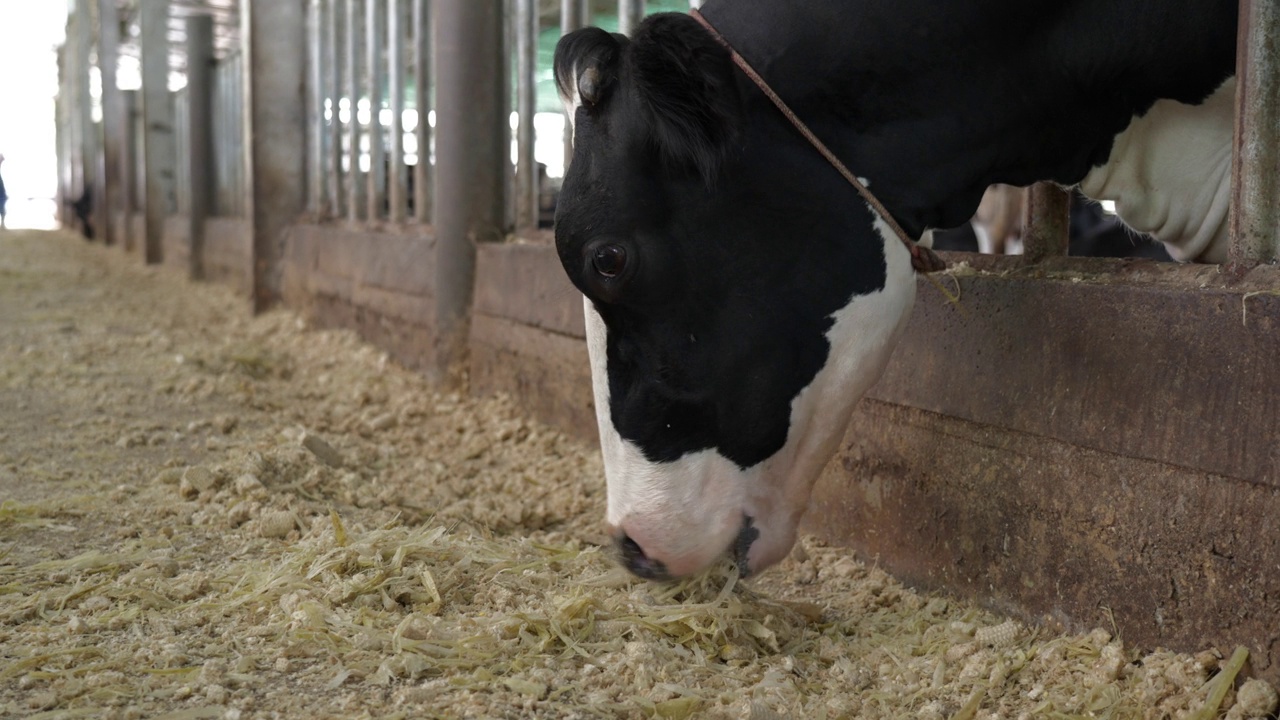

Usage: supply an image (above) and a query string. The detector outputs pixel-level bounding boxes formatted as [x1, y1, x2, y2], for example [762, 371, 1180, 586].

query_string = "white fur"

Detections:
[584, 216, 917, 577]
[1079, 78, 1235, 262]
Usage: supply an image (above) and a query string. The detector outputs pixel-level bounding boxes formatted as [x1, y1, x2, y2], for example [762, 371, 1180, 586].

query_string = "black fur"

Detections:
[555, 14, 742, 187]
[553, 27, 621, 108]
[629, 13, 741, 186]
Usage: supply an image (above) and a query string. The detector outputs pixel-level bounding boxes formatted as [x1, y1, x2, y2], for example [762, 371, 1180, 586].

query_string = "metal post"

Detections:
[140, 0, 174, 262]
[1228, 0, 1280, 272]
[515, 0, 537, 230]
[561, 0, 584, 173]
[74, 0, 96, 238]
[366, 0, 386, 221]
[99, 0, 123, 246]
[387, 0, 406, 223]
[243, 0, 308, 312]
[120, 90, 139, 248]
[413, 0, 432, 223]
[55, 49, 68, 226]
[618, 0, 645, 36]
[327, 0, 344, 217]
[346, 0, 364, 222]
[308, 0, 325, 215]
[434, 1, 506, 383]
[1021, 183, 1070, 262]
[187, 15, 214, 280]
[214, 61, 228, 215]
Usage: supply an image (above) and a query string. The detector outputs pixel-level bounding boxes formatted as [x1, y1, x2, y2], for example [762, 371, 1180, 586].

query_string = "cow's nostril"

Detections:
[616, 533, 670, 581]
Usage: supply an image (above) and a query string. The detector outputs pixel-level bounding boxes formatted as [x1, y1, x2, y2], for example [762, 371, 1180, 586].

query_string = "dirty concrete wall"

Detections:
[280, 223, 436, 371]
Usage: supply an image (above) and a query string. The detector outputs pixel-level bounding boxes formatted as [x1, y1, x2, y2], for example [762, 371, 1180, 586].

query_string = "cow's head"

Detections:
[554, 13, 916, 580]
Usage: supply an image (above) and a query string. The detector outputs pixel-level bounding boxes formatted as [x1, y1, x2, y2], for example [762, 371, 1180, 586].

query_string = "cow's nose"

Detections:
[616, 532, 671, 581]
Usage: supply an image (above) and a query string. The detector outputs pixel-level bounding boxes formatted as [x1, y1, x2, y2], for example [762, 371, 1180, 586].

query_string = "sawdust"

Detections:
[1, 230, 1274, 719]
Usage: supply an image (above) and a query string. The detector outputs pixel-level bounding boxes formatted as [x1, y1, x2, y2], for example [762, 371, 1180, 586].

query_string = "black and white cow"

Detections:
[553, 0, 1238, 579]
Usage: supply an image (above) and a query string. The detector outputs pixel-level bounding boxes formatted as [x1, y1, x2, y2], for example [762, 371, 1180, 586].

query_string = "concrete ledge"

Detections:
[282, 222, 436, 371]
[163, 215, 189, 272]
[204, 217, 251, 293]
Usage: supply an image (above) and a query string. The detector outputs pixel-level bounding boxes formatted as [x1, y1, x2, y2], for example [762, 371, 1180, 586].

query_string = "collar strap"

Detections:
[689, 9, 946, 273]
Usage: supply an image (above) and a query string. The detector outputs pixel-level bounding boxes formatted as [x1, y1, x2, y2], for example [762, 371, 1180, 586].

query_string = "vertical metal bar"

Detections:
[175, 89, 190, 216]
[515, 0, 537, 230]
[214, 61, 227, 215]
[74, 0, 96, 237]
[561, 0, 584, 173]
[618, 0, 644, 35]
[243, 0, 308, 312]
[346, 0, 363, 222]
[1021, 183, 1070, 262]
[412, 0, 431, 223]
[327, 0, 343, 217]
[140, 0, 174, 262]
[55, 48, 67, 226]
[1228, 0, 1280, 271]
[308, 0, 325, 215]
[121, 90, 138, 227]
[366, 0, 385, 221]
[99, 0, 123, 246]
[187, 14, 214, 280]
[434, 1, 506, 384]
[387, 0, 406, 223]
[231, 51, 243, 215]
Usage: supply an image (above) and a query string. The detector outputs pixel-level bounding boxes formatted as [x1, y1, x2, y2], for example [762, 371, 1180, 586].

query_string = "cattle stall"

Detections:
[55, 0, 1280, 683]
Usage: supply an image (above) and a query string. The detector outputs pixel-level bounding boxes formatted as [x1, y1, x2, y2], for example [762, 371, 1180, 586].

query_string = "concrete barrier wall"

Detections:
[281, 223, 437, 371]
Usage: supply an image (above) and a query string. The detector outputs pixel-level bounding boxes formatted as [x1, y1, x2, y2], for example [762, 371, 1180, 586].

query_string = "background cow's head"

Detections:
[553, 13, 916, 580]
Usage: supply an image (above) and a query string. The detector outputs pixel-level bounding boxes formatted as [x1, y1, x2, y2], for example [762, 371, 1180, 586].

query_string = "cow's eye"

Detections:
[592, 244, 628, 278]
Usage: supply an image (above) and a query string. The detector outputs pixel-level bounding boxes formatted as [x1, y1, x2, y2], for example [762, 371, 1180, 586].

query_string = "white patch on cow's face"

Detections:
[585, 219, 917, 578]
[1079, 77, 1235, 262]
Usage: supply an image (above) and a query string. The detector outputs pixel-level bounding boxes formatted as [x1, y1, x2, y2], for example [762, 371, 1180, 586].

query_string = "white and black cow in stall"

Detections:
[552, 1, 1238, 579]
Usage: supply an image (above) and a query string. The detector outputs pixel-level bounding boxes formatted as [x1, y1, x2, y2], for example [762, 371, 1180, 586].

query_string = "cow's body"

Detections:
[554, 0, 1238, 579]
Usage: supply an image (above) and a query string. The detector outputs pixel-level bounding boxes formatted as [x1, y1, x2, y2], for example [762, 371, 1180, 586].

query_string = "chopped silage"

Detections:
[1, 230, 1276, 720]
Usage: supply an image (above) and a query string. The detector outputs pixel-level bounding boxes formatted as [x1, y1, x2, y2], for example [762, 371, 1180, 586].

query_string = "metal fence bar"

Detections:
[227, 52, 246, 217]
[346, 0, 363, 222]
[365, 0, 385, 221]
[387, 0, 406, 223]
[140, 0, 174, 262]
[307, 0, 325, 215]
[618, 0, 644, 35]
[561, 0, 585, 173]
[412, 0, 431, 223]
[99, 0, 124, 245]
[515, 0, 537, 230]
[73, 0, 94, 224]
[1228, 0, 1280, 270]
[187, 13, 214, 280]
[327, 0, 344, 217]
[174, 87, 191, 216]
[214, 60, 228, 215]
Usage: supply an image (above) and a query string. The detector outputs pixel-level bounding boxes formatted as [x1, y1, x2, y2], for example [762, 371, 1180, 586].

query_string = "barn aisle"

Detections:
[0, 230, 1273, 719]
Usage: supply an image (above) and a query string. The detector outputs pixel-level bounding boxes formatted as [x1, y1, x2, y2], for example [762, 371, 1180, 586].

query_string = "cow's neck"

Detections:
[1078, 79, 1235, 262]
[701, 0, 1237, 244]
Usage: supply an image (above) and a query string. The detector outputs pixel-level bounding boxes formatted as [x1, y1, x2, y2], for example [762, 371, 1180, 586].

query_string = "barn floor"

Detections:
[1, 229, 1276, 719]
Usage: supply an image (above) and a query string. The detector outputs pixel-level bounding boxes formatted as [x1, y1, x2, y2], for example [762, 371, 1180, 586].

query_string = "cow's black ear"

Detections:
[554, 27, 623, 111]
[630, 13, 741, 186]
